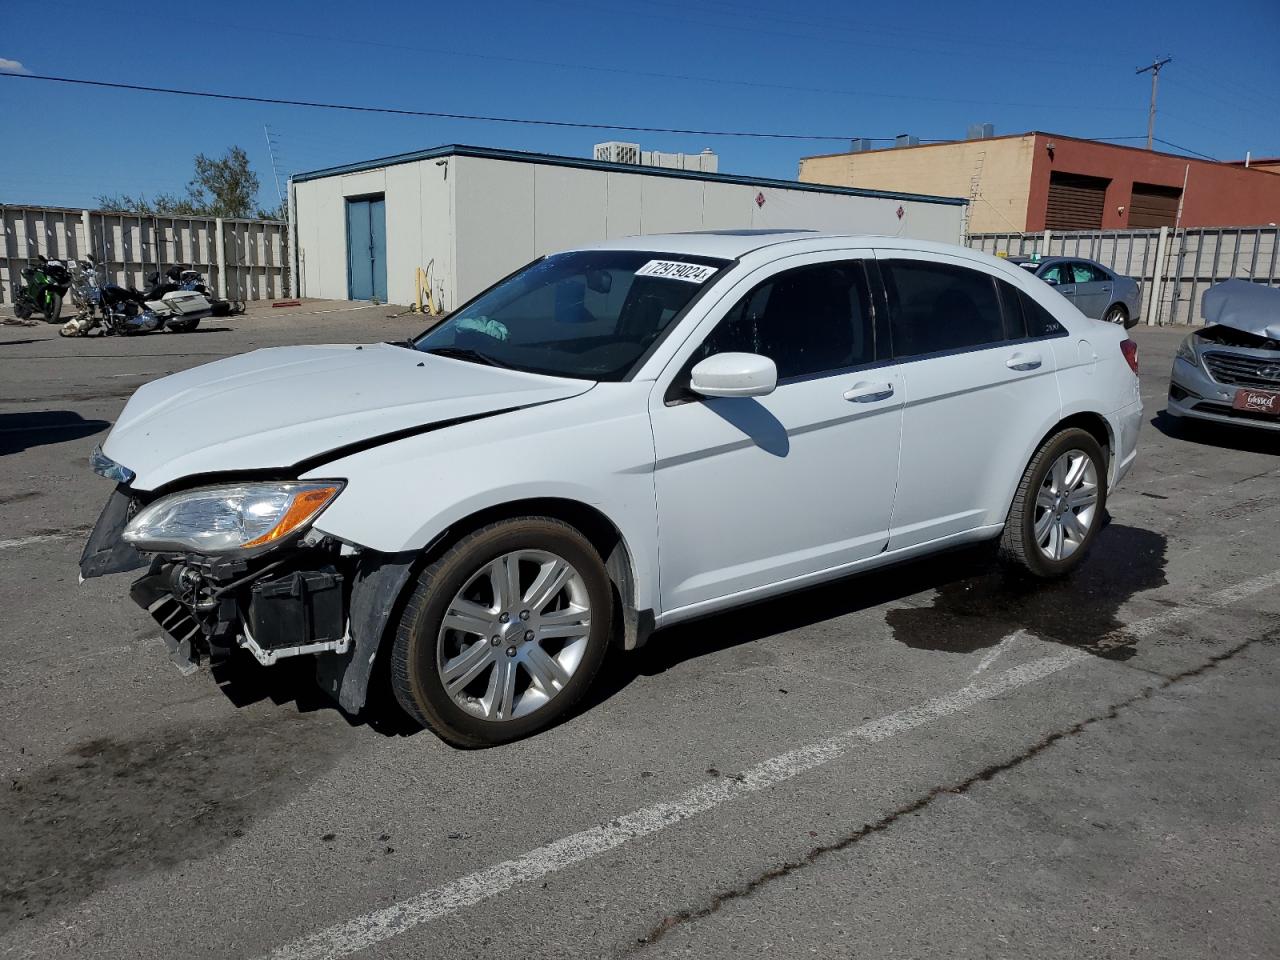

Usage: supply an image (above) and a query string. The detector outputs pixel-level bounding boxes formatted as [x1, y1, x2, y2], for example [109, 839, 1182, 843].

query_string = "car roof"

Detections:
[569, 231, 993, 260]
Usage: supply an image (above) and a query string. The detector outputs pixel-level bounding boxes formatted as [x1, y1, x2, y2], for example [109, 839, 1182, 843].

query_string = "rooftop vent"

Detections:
[966, 122, 995, 140]
[849, 138, 873, 153]
[894, 134, 920, 148]
[594, 141, 641, 165]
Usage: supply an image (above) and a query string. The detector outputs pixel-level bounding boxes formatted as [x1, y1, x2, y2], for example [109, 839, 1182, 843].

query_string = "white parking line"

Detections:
[268, 653, 1084, 960]
[0, 533, 72, 551]
[263, 566, 1280, 960]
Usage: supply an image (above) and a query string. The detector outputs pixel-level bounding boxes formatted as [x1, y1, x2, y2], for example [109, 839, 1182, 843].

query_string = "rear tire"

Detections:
[390, 517, 614, 748]
[167, 317, 200, 333]
[1103, 304, 1128, 326]
[999, 428, 1107, 579]
[13, 299, 33, 320]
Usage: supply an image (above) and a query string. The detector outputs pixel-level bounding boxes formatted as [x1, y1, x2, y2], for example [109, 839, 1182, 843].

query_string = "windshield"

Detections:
[414, 250, 732, 381]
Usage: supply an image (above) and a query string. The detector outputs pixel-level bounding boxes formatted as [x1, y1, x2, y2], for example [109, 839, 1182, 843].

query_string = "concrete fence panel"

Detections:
[969, 226, 1280, 325]
[1, 204, 287, 306]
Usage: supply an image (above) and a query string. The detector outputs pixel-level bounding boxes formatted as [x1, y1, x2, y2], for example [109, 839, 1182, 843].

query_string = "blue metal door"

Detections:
[346, 196, 387, 301]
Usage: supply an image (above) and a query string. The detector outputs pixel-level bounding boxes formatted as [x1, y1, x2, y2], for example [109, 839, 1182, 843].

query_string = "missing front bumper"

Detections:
[130, 558, 349, 671]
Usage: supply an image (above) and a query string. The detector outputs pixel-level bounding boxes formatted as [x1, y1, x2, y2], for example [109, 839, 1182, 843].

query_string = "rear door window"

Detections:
[881, 259, 1007, 358]
[1069, 261, 1109, 283]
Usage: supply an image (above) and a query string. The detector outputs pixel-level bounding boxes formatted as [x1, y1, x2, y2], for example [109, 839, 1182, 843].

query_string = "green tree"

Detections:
[97, 146, 263, 218]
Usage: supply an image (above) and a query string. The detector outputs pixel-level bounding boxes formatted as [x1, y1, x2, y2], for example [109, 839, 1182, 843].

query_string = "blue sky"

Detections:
[2, 0, 1278, 210]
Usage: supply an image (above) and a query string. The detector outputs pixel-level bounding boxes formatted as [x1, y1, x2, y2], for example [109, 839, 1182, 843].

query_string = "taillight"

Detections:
[1120, 339, 1138, 374]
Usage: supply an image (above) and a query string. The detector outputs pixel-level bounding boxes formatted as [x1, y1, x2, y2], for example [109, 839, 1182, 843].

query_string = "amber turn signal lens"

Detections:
[241, 485, 341, 549]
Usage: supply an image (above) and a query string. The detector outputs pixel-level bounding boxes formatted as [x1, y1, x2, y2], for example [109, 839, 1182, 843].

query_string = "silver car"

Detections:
[1008, 256, 1142, 327]
[1168, 279, 1280, 433]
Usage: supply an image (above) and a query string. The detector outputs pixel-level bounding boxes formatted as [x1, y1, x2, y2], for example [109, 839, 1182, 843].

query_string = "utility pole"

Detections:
[1136, 57, 1172, 150]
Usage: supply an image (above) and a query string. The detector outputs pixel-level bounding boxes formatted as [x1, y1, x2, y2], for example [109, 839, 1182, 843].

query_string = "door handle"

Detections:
[1006, 352, 1043, 371]
[843, 381, 894, 402]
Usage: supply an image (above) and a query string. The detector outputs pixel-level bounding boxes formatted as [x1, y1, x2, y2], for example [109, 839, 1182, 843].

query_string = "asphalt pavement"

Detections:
[1, 303, 1277, 960]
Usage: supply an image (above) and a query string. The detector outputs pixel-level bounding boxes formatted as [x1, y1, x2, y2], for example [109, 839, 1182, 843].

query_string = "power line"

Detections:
[0, 72, 882, 142]
[1091, 135, 1217, 161]
[264, 27, 1135, 113]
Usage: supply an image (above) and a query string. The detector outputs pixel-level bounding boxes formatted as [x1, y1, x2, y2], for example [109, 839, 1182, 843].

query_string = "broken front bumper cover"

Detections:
[81, 486, 416, 714]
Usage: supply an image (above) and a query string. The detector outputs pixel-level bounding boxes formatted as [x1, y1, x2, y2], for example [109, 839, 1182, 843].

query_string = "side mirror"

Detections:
[690, 352, 777, 398]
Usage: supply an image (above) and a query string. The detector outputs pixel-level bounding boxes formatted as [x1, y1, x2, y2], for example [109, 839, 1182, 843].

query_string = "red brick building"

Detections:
[799, 133, 1280, 233]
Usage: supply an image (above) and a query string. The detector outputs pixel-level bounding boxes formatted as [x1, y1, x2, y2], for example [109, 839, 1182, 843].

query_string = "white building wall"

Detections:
[293, 151, 965, 309]
[292, 162, 453, 307]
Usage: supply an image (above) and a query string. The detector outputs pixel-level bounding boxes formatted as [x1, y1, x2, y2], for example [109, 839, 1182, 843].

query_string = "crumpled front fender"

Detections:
[314, 550, 418, 714]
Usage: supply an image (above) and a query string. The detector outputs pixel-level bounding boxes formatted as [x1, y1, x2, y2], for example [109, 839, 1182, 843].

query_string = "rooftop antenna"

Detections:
[263, 124, 285, 215]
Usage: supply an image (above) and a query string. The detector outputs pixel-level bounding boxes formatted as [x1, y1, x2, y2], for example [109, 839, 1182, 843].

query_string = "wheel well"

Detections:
[1045, 412, 1113, 471]
[417, 497, 641, 648]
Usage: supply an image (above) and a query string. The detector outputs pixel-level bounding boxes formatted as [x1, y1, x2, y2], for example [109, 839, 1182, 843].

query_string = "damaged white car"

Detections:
[1168, 279, 1280, 431]
[81, 232, 1143, 746]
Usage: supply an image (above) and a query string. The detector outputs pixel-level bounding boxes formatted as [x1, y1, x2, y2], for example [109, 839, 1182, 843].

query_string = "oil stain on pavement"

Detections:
[887, 524, 1168, 659]
[0, 707, 356, 932]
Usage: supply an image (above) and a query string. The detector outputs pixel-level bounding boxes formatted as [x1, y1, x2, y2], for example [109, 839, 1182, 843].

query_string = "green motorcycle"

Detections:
[13, 255, 72, 323]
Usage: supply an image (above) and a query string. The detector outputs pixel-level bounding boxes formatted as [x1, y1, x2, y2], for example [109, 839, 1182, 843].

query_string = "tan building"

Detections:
[799, 132, 1280, 234]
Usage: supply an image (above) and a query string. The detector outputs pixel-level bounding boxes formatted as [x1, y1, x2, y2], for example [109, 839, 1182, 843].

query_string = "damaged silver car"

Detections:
[1168, 279, 1280, 432]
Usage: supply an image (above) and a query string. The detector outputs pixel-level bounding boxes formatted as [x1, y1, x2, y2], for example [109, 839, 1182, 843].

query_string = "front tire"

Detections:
[42, 292, 63, 323]
[999, 428, 1107, 578]
[391, 517, 614, 747]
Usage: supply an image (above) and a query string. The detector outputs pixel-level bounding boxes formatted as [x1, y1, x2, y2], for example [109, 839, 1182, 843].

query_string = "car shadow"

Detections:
[1150, 408, 1280, 456]
[0, 410, 110, 456]
[212, 645, 423, 737]
[584, 520, 1168, 713]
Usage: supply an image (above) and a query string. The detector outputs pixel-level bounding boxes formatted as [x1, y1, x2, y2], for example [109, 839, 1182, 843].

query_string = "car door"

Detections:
[876, 251, 1063, 550]
[1067, 261, 1113, 319]
[648, 252, 904, 616]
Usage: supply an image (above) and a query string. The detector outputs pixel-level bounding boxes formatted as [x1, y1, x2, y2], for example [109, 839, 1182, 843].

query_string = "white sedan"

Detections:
[81, 231, 1143, 746]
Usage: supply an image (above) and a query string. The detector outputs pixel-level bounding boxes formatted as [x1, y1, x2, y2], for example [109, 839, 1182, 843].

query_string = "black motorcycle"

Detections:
[14, 255, 72, 323]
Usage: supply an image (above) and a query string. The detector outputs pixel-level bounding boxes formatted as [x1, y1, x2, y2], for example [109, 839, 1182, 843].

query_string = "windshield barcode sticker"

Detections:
[635, 260, 717, 283]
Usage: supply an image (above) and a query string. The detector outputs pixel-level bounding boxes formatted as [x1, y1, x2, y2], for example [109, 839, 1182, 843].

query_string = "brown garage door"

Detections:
[1045, 172, 1109, 229]
[1128, 182, 1181, 227]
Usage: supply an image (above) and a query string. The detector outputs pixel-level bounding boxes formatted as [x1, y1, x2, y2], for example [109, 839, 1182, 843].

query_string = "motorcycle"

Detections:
[13, 255, 72, 323]
[58, 257, 104, 337]
[64, 265, 242, 336]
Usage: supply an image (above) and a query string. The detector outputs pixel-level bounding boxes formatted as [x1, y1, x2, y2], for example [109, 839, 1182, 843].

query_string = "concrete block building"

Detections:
[289, 144, 966, 309]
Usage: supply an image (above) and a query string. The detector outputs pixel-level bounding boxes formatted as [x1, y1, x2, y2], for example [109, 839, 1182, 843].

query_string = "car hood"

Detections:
[103, 343, 594, 490]
[1202, 279, 1280, 339]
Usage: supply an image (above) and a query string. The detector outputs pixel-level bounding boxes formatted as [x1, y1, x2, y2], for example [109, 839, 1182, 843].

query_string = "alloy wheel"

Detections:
[436, 549, 591, 722]
[1033, 449, 1099, 561]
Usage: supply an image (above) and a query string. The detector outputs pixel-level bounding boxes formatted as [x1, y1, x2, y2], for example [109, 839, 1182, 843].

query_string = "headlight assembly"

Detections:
[122, 482, 343, 555]
[1175, 334, 1198, 366]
